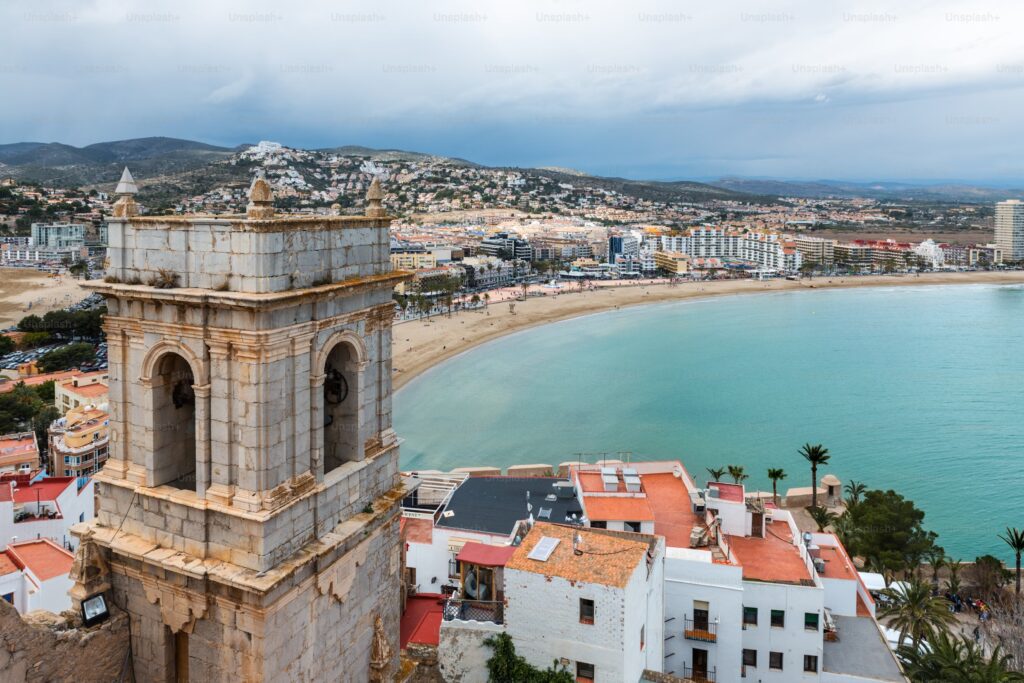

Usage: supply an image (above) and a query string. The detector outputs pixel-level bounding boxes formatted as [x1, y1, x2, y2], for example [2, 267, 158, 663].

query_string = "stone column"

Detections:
[193, 383, 211, 498]
[310, 372, 325, 481]
[346, 359, 368, 462]
[205, 341, 234, 507]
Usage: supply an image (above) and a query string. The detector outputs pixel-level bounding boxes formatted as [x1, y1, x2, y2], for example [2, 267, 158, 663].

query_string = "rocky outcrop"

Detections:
[0, 600, 130, 682]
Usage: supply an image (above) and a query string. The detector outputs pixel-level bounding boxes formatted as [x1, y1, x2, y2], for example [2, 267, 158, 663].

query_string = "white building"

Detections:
[659, 228, 802, 274]
[913, 239, 945, 270]
[406, 462, 905, 683]
[0, 474, 95, 553]
[994, 199, 1024, 262]
[30, 222, 86, 249]
[0, 538, 75, 614]
[438, 521, 665, 683]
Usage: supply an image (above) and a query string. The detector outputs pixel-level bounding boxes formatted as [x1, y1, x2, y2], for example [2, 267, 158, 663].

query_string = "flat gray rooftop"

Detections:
[824, 615, 906, 682]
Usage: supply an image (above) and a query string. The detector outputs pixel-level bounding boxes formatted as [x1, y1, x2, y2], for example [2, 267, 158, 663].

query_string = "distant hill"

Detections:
[0, 137, 753, 206]
[711, 176, 1024, 202]
[0, 137, 235, 186]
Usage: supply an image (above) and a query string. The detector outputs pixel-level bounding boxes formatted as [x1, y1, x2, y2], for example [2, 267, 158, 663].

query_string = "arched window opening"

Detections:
[323, 342, 360, 474]
[152, 353, 196, 490]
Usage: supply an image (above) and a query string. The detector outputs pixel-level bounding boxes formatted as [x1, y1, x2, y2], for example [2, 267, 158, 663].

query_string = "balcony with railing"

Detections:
[681, 665, 716, 683]
[442, 598, 504, 625]
[683, 617, 717, 643]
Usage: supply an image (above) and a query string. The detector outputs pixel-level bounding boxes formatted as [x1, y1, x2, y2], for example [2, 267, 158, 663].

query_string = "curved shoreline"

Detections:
[391, 271, 1024, 391]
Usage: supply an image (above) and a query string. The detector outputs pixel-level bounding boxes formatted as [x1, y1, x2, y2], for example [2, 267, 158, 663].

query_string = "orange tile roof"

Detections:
[506, 522, 651, 589]
[727, 521, 812, 585]
[0, 552, 18, 577]
[641, 472, 701, 548]
[583, 496, 653, 522]
[62, 382, 107, 398]
[0, 371, 78, 393]
[401, 517, 434, 545]
[11, 477, 74, 504]
[6, 539, 73, 581]
[817, 546, 858, 582]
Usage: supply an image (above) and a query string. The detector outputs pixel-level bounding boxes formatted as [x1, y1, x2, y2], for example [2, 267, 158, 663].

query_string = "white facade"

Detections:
[994, 199, 1024, 261]
[0, 539, 75, 614]
[0, 477, 95, 552]
[659, 227, 801, 273]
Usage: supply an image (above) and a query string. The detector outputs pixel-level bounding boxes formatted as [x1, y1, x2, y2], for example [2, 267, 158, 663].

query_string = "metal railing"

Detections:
[682, 665, 716, 683]
[683, 617, 717, 643]
[442, 598, 504, 624]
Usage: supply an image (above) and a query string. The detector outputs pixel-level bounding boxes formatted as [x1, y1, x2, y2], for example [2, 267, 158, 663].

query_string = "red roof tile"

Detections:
[583, 496, 654, 522]
[400, 594, 445, 649]
[12, 477, 74, 504]
[6, 539, 73, 581]
[456, 542, 516, 567]
[641, 472, 701, 548]
[727, 521, 811, 584]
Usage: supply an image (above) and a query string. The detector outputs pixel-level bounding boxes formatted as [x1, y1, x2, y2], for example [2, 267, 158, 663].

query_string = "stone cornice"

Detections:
[101, 302, 394, 348]
[112, 214, 395, 231]
[82, 271, 412, 310]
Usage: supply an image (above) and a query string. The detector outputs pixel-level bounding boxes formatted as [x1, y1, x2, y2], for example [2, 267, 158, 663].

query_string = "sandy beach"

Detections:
[0, 268, 89, 328]
[392, 271, 1024, 390]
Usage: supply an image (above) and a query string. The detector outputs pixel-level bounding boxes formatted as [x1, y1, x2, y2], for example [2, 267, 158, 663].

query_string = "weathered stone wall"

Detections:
[107, 216, 391, 293]
[0, 600, 130, 682]
[107, 512, 402, 682]
[436, 622, 504, 683]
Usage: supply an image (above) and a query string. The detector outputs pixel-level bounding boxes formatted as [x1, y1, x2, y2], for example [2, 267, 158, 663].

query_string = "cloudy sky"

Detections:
[3, 0, 1023, 181]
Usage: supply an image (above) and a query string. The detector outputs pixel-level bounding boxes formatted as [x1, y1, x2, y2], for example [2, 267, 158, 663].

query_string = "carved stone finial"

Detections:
[112, 166, 140, 217]
[68, 528, 111, 615]
[365, 178, 386, 218]
[247, 169, 275, 219]
[369, 613, 392, 681]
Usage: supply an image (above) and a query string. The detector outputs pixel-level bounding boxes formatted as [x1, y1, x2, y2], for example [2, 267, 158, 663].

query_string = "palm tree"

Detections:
[924, 547, 946, 587]
[898, 630, 1024, 683]
[767, 468, 786, 506]
[798, 443, 831, 509]
[945, 558, 963, 595]
[808, 506, 837, 532]
[727, 465, 748, 485]
[879, 579, 956, 650]
[998, 527, 1024, 595]
[705, 467, 726, 483]
[844, 480, 866, 507]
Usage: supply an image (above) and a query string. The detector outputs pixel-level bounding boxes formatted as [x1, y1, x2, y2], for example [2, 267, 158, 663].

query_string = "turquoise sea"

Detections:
[395, 284, 1024, 561]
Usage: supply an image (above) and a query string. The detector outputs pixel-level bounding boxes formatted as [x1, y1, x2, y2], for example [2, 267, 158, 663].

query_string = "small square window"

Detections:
[742, 649, 757, 667]
[804, 655, 818, 673]
[742, 606, 758, 626]
[624, 521, 641, 533]
[580, 598, 595, 624]
[805, 612, 820, 631]
[769, 652, 783, 670]
[577, 661, 595, 680]
[770, 609, 785, 628]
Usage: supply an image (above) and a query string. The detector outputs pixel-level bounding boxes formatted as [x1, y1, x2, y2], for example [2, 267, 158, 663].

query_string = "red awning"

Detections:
[456, 542, 516, 567]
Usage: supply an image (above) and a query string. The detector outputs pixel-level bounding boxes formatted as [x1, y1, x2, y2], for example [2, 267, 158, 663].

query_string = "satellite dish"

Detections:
[527, 503, 533, 513]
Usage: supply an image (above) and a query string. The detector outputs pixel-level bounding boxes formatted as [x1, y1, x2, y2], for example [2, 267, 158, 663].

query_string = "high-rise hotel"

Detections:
[994, 199, 1024, 262]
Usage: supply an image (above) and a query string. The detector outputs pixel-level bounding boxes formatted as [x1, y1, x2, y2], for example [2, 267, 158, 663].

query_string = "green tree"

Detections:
[844, 489, 936, 578]
[0, 335, 14, 355]
[37, 342, 95, 372]
[924, 546, 946, 587]
[705, 467, 726, 483]
[727, 464, 748, 484]
[967, 555, 1012, 599]
[809, 506, 838, 532]
[798, 443, 830, 509]
[998, 527, 1024, 595]
[767, 468, 786, 506]
[880, 579, 956, 650]
[844, 479, 866, 508]
[898, 630, 1024, 683]
[483, 633, 574, 683]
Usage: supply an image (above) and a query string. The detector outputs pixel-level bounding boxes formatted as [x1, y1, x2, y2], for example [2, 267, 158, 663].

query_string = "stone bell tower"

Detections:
[71, 171, 409, 681]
